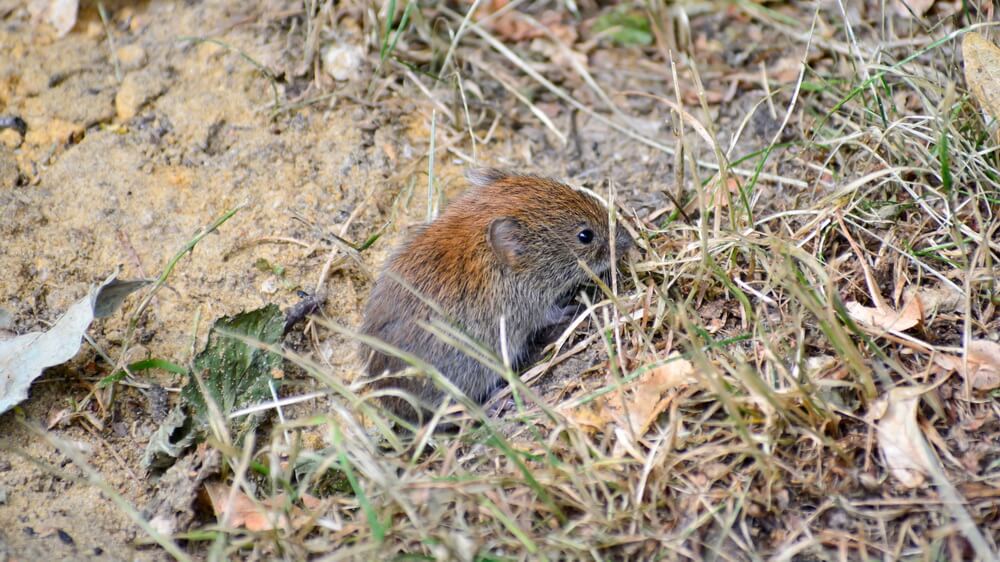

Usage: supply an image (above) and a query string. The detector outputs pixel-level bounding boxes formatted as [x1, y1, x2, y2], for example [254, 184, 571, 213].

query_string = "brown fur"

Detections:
[360, 169, 632, 423]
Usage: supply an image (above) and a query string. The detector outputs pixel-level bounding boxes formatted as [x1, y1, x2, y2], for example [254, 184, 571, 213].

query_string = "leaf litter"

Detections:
[963, 32, 1000, 138]
[871, 385, 938, 488]
[0, 271, 148, 415]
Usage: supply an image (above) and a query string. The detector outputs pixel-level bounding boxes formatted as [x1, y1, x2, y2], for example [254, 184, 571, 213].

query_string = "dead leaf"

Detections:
[206, 482, 285, 531]
[706, 176, 741, 210]
[682, 87, 725, 105]
[873, 386, 939, 488]
[205, 482, 313, 532]
[0, 272, 149, 415]
[894, 0, 935, 17]
[968, 340, 1000, 390]
[958, 482, 1000, 500]
[934, 340, 1000, 391]
[846, 295, 922, 332]
[770, 56, 801, 83]
[560, 401, 607, 432]
[963, 32, 1000, 134]
[625, 357, 697, 432]
[904, 285, 962, 316]
[561, 353, 696, 444]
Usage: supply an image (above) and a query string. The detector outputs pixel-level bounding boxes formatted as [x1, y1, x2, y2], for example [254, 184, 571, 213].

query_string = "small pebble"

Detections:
[322, 43, 364, 81]
[260, 277, 279, 295]
[0, 129, 22, 149]
[116, 44, 147, 71]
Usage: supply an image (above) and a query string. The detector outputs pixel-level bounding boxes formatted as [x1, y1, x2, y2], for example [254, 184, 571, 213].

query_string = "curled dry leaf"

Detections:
[963, 32, 1000, 134]
[846, 295, 922, 332]
[205, 482, 314, 532]
[622, 356, 697, 434]
[873, 386, 940, 488]
[562, 353, 696, 448]
[903, 285, 962, 316]
[0, 272, 149, 415]
[934, 340, 1000, 391]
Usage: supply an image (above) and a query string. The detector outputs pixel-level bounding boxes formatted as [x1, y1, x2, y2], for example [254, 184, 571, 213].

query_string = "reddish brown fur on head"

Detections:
[392, 169, 630, 301]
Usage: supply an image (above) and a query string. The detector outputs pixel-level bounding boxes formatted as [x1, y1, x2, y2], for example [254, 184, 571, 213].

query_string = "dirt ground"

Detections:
[0, 1, 398, 558]
[2, 0, 996, 560]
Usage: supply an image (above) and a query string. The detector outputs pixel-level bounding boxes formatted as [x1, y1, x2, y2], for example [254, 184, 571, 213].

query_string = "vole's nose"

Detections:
[614, 227, 634, 258]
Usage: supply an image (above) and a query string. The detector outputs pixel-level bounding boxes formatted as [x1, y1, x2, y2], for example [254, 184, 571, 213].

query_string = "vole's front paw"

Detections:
[544, 302, 584, 328]
[486, 396, 516, 418]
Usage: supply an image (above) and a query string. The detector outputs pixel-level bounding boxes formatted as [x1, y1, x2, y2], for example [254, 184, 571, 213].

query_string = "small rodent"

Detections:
[360, 168, 633, 423]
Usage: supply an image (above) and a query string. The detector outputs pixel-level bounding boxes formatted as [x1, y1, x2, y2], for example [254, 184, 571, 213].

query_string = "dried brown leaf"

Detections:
[935, 340, 1000, 391]
[963, 32, 1000, 130]
[968, 340, 1000, 390]
[873, 386, 939, 488]
[846, 295, 922, 332]
[560, 401, 607, 433]
[205, 482, 307, 532]
[484, 4, 576, 44]
[904, 285, 962, 316]
[561, 353, 696, 441]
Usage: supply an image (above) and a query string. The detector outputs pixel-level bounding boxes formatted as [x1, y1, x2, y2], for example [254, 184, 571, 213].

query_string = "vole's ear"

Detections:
[466, 167, 509, 187]
[487, 218, 526, 267]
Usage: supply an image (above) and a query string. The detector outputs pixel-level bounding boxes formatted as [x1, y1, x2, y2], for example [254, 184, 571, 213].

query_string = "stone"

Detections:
[322, 44, 364, 81]
[0, 129, 22, 149]
[115, 44, 147, 71]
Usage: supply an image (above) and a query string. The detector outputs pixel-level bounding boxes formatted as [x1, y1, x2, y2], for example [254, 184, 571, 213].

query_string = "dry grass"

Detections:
[20, 0, 1000, 560]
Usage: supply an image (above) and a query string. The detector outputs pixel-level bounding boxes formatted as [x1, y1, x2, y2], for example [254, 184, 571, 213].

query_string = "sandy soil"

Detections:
[0, 1, 393, 558]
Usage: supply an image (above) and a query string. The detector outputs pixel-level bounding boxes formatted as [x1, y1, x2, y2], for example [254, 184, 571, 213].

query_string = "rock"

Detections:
[116, 68, 169, 121]
[84, 19, 103, 39]
[0, 147, 18, 189]
[115, 44, 147, 71]
[0, 129, 22, 149]
[322, 44, 365, 81]
[40, 0, 79, 37]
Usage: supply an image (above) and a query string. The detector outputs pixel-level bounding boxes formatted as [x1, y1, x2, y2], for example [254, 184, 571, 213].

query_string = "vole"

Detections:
[360, 168, 633, 423]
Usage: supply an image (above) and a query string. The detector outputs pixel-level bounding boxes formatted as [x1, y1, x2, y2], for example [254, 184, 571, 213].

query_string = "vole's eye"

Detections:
[577, 229, 594, 244]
